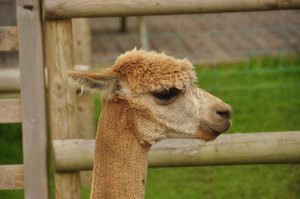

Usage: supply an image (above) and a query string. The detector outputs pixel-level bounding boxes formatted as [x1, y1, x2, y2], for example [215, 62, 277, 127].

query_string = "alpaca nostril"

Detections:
[213, 102, 232, 120]
[216, 109, 231, 119]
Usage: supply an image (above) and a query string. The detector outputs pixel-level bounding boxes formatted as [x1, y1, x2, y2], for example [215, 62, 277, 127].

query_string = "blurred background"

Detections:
[0, 0, 300, 198]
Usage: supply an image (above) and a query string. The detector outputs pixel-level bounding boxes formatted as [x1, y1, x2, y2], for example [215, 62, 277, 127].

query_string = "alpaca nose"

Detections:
[215, 103, 232, 119]
[217, 109, 231, 119]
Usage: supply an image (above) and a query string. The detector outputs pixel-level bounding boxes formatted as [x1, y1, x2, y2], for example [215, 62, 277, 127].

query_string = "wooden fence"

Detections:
[0, 0, 300, 199]
[44, 0, 300, 18]
[53, 131, 300, 171]
[0, 1, 49, 198]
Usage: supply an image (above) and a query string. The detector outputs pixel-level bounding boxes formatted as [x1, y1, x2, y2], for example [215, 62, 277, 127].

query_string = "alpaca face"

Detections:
[121, 79, 232, 143]
[69, 49, 232, 144]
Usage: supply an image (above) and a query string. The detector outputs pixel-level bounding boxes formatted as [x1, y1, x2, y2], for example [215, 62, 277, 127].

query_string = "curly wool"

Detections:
[112, 49, 197, 93]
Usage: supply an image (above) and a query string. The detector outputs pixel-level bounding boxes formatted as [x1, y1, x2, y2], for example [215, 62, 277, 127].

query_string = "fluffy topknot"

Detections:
[112, 49, 197, 93]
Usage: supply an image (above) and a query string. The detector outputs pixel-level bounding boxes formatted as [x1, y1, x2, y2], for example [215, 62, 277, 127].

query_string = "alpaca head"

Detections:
[69, 49, 232, 145]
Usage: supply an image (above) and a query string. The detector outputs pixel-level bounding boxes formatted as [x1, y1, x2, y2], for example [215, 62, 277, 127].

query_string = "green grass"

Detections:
[0, 124, 23, 164]
[0, 55, 300, 199]
[145, 56, 300, 199]
[195, 56, 300, 133]
[0, 124, 24, 198]
[146, 164, 300, 199]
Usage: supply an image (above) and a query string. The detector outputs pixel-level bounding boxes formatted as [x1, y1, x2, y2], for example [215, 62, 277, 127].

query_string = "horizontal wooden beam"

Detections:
[0, 26, 18, 51]
[0, 164, 24, 190]
[45, 0, 300, 19]
[0, 65, 90, 93]
[0, 68, 20, 93]
[0, 98, 21, 123]
[53, 131, 300, 171]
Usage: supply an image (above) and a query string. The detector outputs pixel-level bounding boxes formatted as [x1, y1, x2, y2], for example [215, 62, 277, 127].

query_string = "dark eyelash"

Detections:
[152, 87, 181, 101]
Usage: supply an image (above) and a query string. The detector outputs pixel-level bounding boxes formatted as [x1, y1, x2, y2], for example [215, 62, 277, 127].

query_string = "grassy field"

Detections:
[145, 56, 300, 199]
[0, 56, 299, 198]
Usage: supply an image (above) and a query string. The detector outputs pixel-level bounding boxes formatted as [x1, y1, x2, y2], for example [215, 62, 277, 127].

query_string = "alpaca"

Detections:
[69, 49, 232, 199]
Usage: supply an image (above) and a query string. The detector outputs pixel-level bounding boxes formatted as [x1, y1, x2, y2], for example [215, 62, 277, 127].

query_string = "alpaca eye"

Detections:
[152, 87, 181, 104]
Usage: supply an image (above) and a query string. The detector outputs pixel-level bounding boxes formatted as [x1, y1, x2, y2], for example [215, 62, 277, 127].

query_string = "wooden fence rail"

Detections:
[53, 131, 300, 172]
[0, 26, 18, 51]
[0, 65, 90, 93]
[0, 68, 20, 93]
[4, 132, 298, 189]
[0, 165, 24, 190]
[45, 0, 300, 18]
[0, 98, 21, 123]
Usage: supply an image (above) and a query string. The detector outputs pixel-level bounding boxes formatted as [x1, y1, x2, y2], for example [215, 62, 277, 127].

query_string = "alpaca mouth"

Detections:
[210, 130, 222, 137]
[194, 120, 231, 141]
[193, 129, 221, 142]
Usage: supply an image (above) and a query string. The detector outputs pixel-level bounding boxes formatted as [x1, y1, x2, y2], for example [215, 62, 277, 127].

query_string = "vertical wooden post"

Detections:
[138, 16, 150, 51]
[72, 18, 95, 187]
[16, 0, 49, 198]
[45, 19, 81, 199]
[120, 17, 127, 33]
[72, 19, 91, 68]
[72, 18, 94, 139]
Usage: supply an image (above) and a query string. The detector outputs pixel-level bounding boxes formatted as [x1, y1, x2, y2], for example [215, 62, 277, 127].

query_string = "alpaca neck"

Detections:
[91, 99, 150, 199]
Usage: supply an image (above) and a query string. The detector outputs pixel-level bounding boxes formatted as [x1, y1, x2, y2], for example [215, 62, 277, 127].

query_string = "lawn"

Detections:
[0, 56, 299, 199]
[145, 56, 300, 199]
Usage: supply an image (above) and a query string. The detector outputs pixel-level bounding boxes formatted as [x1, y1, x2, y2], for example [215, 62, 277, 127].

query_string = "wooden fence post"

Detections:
[72, 18, 95, 187]
[138, 16, 150, 51]
[45, 19, 81, 199]
[16, 0, 49, 198]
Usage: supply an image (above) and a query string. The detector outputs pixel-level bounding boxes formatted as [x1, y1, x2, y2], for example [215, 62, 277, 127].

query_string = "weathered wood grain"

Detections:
[45, 18, 81, 199]
[72, 18, 94, 187]
[72, 18, 92, 68]
[16, 0, 49, 198]
[0, 98, 21, 123]
[45, 0, 300, 18]
[0, 26, 18, 51]
[72, 18, 94, 139]
[53, 131, 300, 172]
[0, 165, 24, 190]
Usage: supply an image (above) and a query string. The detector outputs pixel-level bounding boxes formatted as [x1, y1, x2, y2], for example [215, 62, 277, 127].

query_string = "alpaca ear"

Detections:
[68, 70, 120, 95]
